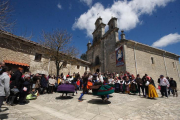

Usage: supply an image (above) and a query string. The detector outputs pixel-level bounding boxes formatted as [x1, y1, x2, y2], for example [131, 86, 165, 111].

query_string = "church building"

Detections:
[86, 17, 180, 82]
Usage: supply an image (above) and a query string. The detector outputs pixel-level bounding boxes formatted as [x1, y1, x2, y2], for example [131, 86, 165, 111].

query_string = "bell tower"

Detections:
[108, 17, 118, 30]
[92, 17, 106, 44]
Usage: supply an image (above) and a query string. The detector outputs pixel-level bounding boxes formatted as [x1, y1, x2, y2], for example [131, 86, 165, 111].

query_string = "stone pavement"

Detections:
[0, 90, 180, 120]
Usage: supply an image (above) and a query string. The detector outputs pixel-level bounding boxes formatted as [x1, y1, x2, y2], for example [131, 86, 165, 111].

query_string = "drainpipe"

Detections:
[70, 62, 71, 75]
[163, 52, 168, 76]
[47, 58, 51, 74]
[133, 42, 138, 75]
[175, 57, 180, 81]
[123, 43, 127, 72]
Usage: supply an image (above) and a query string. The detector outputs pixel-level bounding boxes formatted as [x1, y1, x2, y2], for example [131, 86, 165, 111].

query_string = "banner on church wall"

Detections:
[115, 46, 124, 66]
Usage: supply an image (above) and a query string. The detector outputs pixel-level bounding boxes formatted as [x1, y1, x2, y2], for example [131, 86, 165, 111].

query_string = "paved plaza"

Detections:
[0, 90, 180, 120]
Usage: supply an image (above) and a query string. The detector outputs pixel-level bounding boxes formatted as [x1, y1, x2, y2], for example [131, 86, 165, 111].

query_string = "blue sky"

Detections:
[10, 0, 180, 59]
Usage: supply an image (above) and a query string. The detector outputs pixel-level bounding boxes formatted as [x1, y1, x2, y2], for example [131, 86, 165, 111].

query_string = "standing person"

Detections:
[76, 79, 80, 90]
[10, 67, 23, 90]
[125, 76, 130, 94]
[10, 67, 23, 104]
[159, 75, 169, 98]
[99, 73, 104, 83]
[19, 74, 31, 104]
[166, 77, 171, 95]
[79, 77, 83, 91]
[169, 78, 178, 97]
[148, 77, 158, 99]
[0, 66, 11, 111]
[130, 77, 138, 95]
[33, 74, 41, 95]
[40, 74, 48, 94]
[135, 74, 144, 96]
[142, 74, 148, 97]
[119, 78, 125, 93]
[72, 73, 80, 94]
[78, 72, 88, 102]
[48, 76, 56, 94]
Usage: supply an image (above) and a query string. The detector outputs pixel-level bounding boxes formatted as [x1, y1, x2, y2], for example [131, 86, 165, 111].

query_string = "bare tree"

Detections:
[0, 0, 14, 31]
[40, 29, 79, 78]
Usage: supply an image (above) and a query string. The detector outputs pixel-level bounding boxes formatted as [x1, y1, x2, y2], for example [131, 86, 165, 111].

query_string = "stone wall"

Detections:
[125, 43, 180, 88]
[0, 33, 90, 76]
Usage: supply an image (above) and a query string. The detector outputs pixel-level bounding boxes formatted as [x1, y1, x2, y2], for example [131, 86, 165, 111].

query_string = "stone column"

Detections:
[133, 43, 138, 75]
[163, 52, 168, 76]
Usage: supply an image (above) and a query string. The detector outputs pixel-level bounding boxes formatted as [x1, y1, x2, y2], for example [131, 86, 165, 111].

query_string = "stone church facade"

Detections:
[86, 17, 180, 83]
[0, 30, 90, 76]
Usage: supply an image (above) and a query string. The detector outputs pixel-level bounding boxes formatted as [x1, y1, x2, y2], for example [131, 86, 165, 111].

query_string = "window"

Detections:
[151, 57, 154, 64]
[85, 66, 88, 71]
[34, 53, 42, 61]
[63, 61, 67, 68]
[77, 65, 80, 69]
[172, 62, 175, 68]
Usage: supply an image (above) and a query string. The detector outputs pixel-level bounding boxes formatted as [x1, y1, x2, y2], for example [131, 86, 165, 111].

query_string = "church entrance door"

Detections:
[96, 68, 100, 73]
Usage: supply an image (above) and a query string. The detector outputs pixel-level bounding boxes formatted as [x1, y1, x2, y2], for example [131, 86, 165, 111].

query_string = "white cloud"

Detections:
[57, 3, 62, 9]
[152, 33, 180, 48]
[80, 0, 93, 7]
[73, 0, 174, 37]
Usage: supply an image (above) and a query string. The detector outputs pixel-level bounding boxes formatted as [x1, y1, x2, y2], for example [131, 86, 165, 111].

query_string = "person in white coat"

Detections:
[159, 75, 169, 98]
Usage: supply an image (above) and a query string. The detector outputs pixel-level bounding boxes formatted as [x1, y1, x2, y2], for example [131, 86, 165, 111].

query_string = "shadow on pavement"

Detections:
[87, 99, 111, 105]
[0, 107, 9, 112]
[56, 96, 73, 100]
[0, 113, 9, 119]
[96, 95, 113, 98]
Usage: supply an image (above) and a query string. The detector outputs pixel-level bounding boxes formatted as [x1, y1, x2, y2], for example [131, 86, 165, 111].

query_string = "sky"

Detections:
[9, 0, 180, 59]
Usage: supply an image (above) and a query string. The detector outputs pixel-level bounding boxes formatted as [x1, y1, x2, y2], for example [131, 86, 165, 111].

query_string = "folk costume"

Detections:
[114, 79, 120, 93]
[125, 81, 130, 94]
[119, 80, 125, 93]
[148, 79, 158, 98]
[92, 80, 114, 102]
[130, 80, 138, 94]
[78, 74, 88, 102]
[57, 81, 75, 97]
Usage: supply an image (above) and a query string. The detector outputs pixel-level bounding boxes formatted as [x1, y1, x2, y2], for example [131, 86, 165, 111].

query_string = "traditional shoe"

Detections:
[104, 97, 108, 101]
[78, 99, 83, 102]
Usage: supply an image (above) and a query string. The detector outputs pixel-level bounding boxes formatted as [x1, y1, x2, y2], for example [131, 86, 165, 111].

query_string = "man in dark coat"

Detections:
[142, 74, 148, 97]
[10, 67, 23, 89]
[135, 74, 144, 96]
[9, 67, 23, 105]
[40, 74, 48, 94]
[169, 78, 178, 97]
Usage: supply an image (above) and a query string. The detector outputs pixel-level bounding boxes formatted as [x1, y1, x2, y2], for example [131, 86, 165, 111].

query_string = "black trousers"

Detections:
[48, 86, 54, 93]
[138, 85, 144, 95]
[19, 92, 27, 103]
[0, 96, 5, 108]
[161, 86, 168, 97]
[145, 86, 148, 95]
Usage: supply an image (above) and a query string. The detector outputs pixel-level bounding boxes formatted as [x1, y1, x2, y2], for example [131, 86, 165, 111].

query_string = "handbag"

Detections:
[158, 85, 161, 90]
[145, 81, 150, 86]
[11, 88, 19, 94]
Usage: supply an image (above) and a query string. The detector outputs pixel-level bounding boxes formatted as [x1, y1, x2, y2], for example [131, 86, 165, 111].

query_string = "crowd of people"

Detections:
[0, 61, 178, 111]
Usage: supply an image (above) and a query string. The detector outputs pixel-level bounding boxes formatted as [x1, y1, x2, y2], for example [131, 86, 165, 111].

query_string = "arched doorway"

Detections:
[96, 68, 100, 73]
[95, 56, 100, 65]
